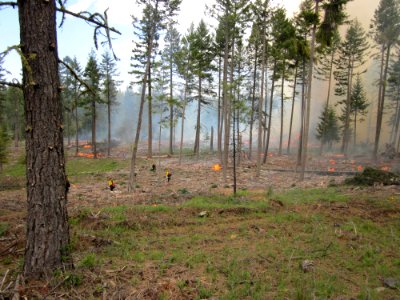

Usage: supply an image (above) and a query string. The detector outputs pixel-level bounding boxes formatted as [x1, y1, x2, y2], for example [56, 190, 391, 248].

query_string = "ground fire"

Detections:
[212, 164, 222, 171]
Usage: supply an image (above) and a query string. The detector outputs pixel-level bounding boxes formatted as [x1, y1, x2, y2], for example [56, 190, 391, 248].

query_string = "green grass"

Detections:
[134, 204, 174, 213]
[274, 187, 349, 204]
[183, 194, 269, 210]
[2, 187, 399, 299]
[1, 163, 25, 177]
[66, 158, 127, 177]
[78, 253, 99, 269]
[0, 222, 9, 237]
[1, 156, 126, 178]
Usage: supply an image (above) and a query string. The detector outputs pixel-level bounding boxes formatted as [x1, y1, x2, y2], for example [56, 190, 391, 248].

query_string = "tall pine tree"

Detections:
[83, 50, 102, 158]
[100, 51, 120, 157]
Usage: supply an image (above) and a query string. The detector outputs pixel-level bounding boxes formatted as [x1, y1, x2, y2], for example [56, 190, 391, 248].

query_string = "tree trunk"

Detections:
[210, 126, 214, 152]
[91, 99, 97, 158]
[341, 57, 353, 156]
[169, 56, 174, 155]
[392, 91, 400, 147]
[326, 48, 335, 107]
[287, 64, 298, 154]
[354, 109, 358, 147]
[19, 0, 72, 279]
[297, 57, 307, 168]
[279, 59, 285, 156]
[300, 1, 319, 180]
[263, 59, 277, 164]
[158, 99, 163, 155]
[374, 44, 391, 160]
[147, 67, 152, 158]
[107, 78, 111, 157]
[221, 2, 230, 183]
[194, 75, 202, 159]
[74, 99, 79, 155]
[249, 45, 258, 160]
[179, 79, 188, 165]
[129, 70, 149, 191]
[390, 96, 399, 144]
[232, 100, 237, 195]
[397, 128, 400, 152]
[129, 39, 153, 191]
[256, 23, 266, 177]
[217, 56, 222, 156]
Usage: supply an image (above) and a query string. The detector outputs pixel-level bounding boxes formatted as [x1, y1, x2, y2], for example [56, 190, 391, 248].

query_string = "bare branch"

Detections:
[1, 3, 120, 59]
[0, 2, 17, 8]
[58, 59, 95, 96]
[0, 80, 22, 88]
[56, 7, 121, 35]
[56, 7, 121, 59]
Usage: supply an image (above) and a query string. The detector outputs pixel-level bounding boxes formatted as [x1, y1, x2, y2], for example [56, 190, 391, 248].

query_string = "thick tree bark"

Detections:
[19, 0, 72, 279]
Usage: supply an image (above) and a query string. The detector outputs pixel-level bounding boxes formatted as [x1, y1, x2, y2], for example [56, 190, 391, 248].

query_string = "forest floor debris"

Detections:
[0, 146, 399, 299]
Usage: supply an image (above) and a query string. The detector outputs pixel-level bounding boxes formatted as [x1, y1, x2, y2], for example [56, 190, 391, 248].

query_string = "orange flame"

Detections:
[381, 166, 390, 172]
[212, 164, 222, 171]
[83, 144, 92, 149]
[357, 165, 363, 172]
[329, 159, 336, 165]
[77, 152, 101, 159]
[328, 167, 336, 172]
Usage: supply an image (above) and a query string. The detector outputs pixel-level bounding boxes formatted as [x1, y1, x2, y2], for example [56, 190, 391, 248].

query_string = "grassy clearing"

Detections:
[1, 188, 399, 299]
[53, 190, 400, 298]
[1, 156, 127, 179]
[274, 187, 349, 204]
[66, 158, 128, 178]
